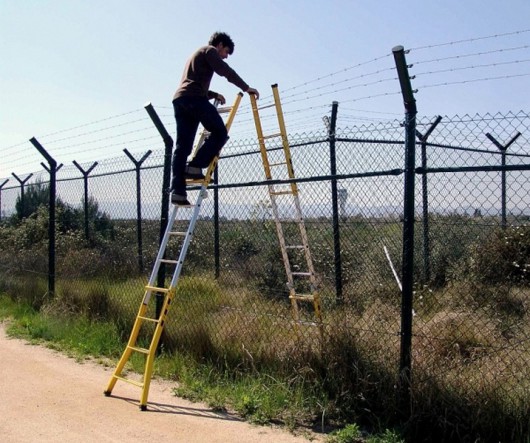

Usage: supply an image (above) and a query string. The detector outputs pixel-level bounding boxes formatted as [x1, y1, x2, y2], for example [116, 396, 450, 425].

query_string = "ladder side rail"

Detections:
[139, 285, 177, 408]
[291, 194, 317, 277]
[168, 189, 206, 288]
[249, 94, 273, 179]
[269, 192, 295, 285]
[272, 84, 298, 183]
[141, 206, 179, 305]
[224, 92, 244, 131]
[268, 190, 301, 320]
[291, 192, 323, 322]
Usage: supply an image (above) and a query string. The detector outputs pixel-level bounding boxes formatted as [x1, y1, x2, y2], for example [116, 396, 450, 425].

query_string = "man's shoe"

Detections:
[185, 165, 205, 180]
[171, 193, 191, 206]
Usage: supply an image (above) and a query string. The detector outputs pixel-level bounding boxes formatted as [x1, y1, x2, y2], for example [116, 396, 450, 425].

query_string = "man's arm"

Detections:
[205, 47, 259, 98]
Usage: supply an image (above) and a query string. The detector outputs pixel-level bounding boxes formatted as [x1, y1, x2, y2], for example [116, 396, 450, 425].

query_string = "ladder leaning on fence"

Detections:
[249, 84, 323, 328]
[104, 92, 243, 411]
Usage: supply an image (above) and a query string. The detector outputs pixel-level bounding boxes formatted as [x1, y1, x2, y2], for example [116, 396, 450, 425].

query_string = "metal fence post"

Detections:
[485, 131, 521, 229]
[124, 149, 153, 273]
[393, 45, 418, 414]
[0, 179, 8, 221]
[416, 116, 442, 282]
[11, 173, 33, 219]
[29, 137, 58, 298]
[214, 167, 220, 279]
[144, 102, 174, 318]
[73, 161, 98, 240]
[328, 101, 343, 304]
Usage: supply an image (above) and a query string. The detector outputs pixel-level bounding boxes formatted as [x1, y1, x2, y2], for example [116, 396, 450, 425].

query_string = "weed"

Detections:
[327, 423, 363, 443]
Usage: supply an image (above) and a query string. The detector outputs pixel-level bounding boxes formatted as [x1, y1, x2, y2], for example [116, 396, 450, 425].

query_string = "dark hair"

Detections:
[209, 32, 235, 54]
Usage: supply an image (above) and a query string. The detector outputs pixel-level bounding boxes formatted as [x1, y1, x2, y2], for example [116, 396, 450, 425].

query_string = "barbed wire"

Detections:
[417, 72, 530, 90]
[409, 28, 530, 51]
[414, 58, 530, 78]
[280, 53, 392, 93]
[2, 29, 530, 178]
[412, 45, 530, 67]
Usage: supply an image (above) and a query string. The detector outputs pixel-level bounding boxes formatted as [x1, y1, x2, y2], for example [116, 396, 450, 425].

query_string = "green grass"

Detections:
[0, 291, 404, 442]
[1, 217, 529, 442]
[0, 293, 123, 360]
[326, 424, 404, 443]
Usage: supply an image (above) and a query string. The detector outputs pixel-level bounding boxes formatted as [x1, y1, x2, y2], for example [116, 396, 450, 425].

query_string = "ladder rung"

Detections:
[286, 245, 305, 249]
[169, 231, 187, 236]
[289, 294, 315, 301]
[270, 190, 293, 196]
[217, 106, 233, 114]
[114, 375, 144, 388]
[292, 272, 312, 277]
[262, 132, 282, 140]
[269, 161, 287, 167]
[128, 345, 151, 354]
[159, 259, 178, 265]
[145, 285, 169, 293]
[257, 103, 276, 111]
[137, 315, 160, 323]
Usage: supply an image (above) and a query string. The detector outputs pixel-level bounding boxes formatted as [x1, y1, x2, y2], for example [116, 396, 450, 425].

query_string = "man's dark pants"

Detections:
[171, 96, 228, 196]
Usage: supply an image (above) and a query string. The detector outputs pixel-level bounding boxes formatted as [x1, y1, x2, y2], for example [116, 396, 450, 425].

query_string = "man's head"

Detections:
[209, 32, 235, 58]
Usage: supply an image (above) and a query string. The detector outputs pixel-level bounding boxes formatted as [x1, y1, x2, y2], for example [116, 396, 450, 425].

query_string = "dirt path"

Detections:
[0, 323, 321, 442]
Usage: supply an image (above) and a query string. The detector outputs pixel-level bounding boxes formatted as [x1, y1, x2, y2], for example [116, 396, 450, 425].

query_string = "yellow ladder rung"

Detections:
[137, 315, 160, 323]
[262, 132, 282, 140]
[114, 375, 144, 388]
[145, 285, 169, 293]
[128, 345, 150, 354]
[269, 161, 287, 167]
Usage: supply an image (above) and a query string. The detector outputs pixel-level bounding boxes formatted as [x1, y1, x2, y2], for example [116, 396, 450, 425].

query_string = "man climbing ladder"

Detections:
[104, 93, 242, 410]
[170, 31, 259, 206]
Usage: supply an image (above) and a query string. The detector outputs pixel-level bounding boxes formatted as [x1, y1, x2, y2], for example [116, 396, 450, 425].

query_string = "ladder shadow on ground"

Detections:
[111, 395, 243, 421]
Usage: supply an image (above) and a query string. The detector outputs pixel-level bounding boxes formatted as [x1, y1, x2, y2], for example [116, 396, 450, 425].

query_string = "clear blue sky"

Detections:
[1, 0, 529, 177]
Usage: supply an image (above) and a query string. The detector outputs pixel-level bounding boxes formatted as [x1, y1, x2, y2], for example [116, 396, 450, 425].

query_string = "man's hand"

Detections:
[246, 87, 260, 99]
[216, 94, 226, 105]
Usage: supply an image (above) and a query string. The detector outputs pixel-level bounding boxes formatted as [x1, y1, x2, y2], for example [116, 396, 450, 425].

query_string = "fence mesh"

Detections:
[1, 109, 529, 438]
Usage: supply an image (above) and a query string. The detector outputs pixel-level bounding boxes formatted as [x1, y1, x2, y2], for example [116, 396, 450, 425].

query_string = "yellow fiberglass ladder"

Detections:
[104, 92, 243, 410]
[249, 84, 322, 328]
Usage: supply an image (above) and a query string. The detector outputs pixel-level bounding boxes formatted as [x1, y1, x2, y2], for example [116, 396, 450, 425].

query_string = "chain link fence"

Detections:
[1, 109, 529, 440]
